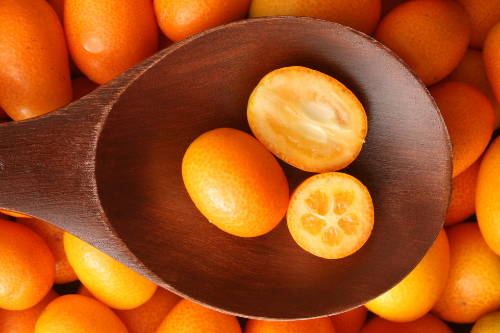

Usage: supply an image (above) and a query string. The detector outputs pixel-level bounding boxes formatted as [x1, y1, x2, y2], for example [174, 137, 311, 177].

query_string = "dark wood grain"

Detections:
[0, 17, 452, 319]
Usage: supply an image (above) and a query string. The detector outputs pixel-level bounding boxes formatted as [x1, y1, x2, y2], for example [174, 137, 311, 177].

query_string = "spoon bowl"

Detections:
[0, 16, 452, 319]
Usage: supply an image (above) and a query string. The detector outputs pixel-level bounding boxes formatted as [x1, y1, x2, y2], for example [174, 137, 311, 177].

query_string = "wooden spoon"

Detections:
[0, 16, 452, 319]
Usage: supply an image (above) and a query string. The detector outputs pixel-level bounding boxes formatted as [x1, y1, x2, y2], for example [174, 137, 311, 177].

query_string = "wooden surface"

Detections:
[0, 17, 452, 319]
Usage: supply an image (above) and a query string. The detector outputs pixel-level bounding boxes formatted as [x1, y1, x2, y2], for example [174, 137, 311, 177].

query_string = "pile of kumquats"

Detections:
[1, 0, 500, 332]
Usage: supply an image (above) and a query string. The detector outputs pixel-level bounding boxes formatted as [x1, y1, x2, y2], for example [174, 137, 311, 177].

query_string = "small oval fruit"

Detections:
[182, 128, 289, 237]
[65, 0, 158, 85]
[63, 232, 157, 310]
[0, 0, 72, 121]
[248, 66, 367, 173]
[287, 172, 374, 259]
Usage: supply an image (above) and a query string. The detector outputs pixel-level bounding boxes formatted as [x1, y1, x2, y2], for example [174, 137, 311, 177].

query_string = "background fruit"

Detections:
[64, 232, 157, 310]
[451, 0, 500, 49]
[244, 317, 336, 333]
[444, 154, 483, 227]
[484, 22, 500, 114]
[428, 81, 494, 177]
[366, 228, 449, 322]
[114, 287, 182, 333]
[476, 136, 500, 255]
[360, 313, 453, 333]
[35, 294, 128, 333]
[249, 0, 381, 36]
[0, 220, 55, 310]
[156, 298, 242, 333]
[329, 305, 368, 333]
[471, 311, 500, 333]
[432, 223, 500, 323]
[17, 217, 78, 284]
[182, 128, 289, 237]
[443, 48, 500, 130]
[0, 289, 58, 333]
[65, 0, 158, 84]
[0, 0, 72, 121]
[154, 0, 252, 43]
[374, 0, 470, 86]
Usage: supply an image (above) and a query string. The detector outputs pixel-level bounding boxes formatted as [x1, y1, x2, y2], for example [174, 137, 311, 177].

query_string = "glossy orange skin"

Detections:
[0, 0, 72, 121]
[360, 313, 453, 333]
[452, 0, 500, 49]
[35, 294, 128, 333]
[444, 48, 500, 130]
[65, 0, 158, 85]
[249, 0, 381, 36]
[483, 22, 500, 121]
[154, 0, 252, 43]
[374, 0, 470, 86]
[444, 154, 482, 227]
[244, 317, 336, 333]
[0, 289, 59, 333]
[64, 232, 158, 310]
[476, 137, 500, 256]
[0, 210, 30, 218]
[329, 306, 368, 333]
[114, 287, 182, 333]
[432, 223, 500, 323]
[428, 81, 494, 177]
[156, 299, 242, 333]
[0, 220, 55, 310]
[16, 217, 78, 284]
[182, 128, 289, 238]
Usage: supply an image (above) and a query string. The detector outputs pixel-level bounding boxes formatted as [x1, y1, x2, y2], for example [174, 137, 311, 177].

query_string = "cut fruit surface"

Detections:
[247, 66, 367, 173]
[287, 172, 374, 259]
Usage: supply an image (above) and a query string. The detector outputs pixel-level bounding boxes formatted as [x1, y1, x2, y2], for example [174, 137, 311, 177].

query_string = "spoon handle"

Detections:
[0, 95, 109, 236]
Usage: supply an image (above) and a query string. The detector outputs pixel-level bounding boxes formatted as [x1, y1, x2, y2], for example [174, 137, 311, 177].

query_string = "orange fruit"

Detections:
[0, 210, 30, 218]
[63, 232, 157, 310]
[373, 0, 470, 86]
[34, 294, 128, 333]
[365, 228, 449, 322]
[359, 313, 453, 333]
[286, 172, 374, 259]
[114, 287, 182, 333]
[182, 127, 289, 237]
[244, 317, 336, 333]
[444, 153, 482, 227]
[0, 105, 9, 119]
[249, 0, 381, 36]
[0, 0, 72, 121]
[471, 311, 500, 333]
[156, 298, 242, 333]
[16, 217, 78, 284]
[432, 222, 500, 323]
[247, 66, 368, 173]
[476, 136, 500, 255]
[428, 81, 494, 177]
[65, 0, 158, 85]
[71, 76, 99, 101]
[329, 305, 368, 333]
[443, 48, 500, 130]
[0, 289, 59, 333]
[484, 23, 500, 130]
[154, 0, 252, 43]
[452, 0, 500, 49]
[0, 219, 55, 310]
